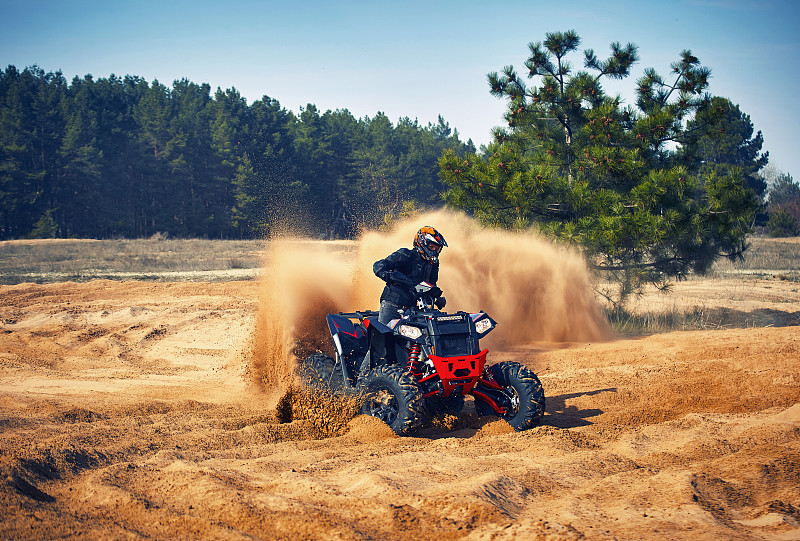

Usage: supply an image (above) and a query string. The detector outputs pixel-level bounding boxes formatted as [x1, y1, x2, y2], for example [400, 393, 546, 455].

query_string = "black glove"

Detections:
[435, 296, 447, 309]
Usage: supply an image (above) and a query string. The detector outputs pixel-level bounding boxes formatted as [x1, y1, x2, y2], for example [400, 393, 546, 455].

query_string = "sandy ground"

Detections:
[1, 278, 799, 540]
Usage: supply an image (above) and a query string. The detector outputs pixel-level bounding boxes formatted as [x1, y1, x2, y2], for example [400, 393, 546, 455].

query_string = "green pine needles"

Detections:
[440, 30, 765, 306]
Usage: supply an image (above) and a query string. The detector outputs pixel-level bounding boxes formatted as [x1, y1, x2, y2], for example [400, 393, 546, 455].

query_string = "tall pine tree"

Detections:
[441, 31, 762, 305]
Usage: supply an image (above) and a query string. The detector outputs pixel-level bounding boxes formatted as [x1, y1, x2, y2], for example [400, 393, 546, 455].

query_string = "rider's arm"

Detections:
[430, 261, 440, 286]
[428, 262, 445, 307]
[373, 249, 414, 285]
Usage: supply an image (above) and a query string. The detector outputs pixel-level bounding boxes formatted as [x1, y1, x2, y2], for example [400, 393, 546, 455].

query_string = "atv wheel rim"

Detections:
[366, 389, 398, 425]
[509, 387, 520, 415]
[498, 386, 520, 417]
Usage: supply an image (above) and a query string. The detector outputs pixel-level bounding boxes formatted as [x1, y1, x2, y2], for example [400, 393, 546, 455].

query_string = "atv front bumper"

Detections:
[420, 349, 488, 397]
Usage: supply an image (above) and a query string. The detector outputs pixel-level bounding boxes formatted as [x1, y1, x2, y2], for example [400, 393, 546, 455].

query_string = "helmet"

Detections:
[414, 226, 447, 262]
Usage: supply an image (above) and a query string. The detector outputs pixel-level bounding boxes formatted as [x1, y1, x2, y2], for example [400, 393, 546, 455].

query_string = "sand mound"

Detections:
[275, 387, 363, 438]
[1, 252, 799, 538]
[344, 415, 399, 443]
[475, 417, 515, 437]
[772, 403, 800, 423]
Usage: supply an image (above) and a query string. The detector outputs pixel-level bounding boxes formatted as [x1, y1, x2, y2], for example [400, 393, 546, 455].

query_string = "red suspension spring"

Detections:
[406, 344, 422, 376]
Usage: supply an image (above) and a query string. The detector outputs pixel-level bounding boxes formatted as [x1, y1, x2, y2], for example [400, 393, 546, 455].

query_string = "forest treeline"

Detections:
[0, 65, 475, 240]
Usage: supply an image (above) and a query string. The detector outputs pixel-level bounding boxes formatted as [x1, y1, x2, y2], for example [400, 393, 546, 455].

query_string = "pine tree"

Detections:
[58, 79, 103, 236]
[441, 31, 762, 305]
[766, 173, 800, 237]
[0, 65, 474, 240]
[231, 95, 296, 237]
[679, 96, 769, 197]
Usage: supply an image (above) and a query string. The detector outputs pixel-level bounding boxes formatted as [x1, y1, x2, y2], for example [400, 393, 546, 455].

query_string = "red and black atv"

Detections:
[299, 283, 546, 435]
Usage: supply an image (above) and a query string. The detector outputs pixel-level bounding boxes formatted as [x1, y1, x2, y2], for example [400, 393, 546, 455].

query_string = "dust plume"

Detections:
[250, 210, 611, 392]
[249, 239, 358, 392]
[360, 210, 612, 345]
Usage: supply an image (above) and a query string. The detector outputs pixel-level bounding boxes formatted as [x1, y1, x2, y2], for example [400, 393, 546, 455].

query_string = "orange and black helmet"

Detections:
[413, 226, 447, 262]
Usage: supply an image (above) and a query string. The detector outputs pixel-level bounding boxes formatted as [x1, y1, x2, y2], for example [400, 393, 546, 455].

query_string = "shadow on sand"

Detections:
[542, 388, 617, 429]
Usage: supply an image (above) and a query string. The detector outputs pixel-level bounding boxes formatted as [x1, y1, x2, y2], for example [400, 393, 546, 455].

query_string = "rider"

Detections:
[359, 226, 447, 375]
[373, 226, 448, 324]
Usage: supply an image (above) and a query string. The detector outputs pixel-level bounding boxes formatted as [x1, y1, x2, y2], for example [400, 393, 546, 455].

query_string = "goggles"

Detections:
[426, 241, 442, 253]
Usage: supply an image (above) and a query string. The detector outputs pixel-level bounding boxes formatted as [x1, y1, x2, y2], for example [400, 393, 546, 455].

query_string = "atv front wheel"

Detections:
[359, 365, 424, 436]
[474, 361, 545, 431]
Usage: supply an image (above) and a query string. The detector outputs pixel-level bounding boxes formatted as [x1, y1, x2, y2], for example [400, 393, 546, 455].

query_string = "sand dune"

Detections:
[1, 275, 799, 539]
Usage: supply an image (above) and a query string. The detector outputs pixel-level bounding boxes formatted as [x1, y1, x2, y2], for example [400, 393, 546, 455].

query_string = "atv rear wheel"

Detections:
[474, 361, 545, 431]
[299, 353, 337, 390]
[359, 365, 424, 436]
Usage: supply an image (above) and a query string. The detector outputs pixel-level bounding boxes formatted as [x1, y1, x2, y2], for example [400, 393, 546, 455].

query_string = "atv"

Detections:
[298, 282, 546, 435]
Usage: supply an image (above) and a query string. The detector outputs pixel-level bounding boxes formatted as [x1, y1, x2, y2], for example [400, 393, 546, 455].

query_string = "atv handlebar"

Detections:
[339, 282, 445, 323]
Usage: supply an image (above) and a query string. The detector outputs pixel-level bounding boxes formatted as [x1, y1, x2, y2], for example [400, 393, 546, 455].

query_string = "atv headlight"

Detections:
[474, 318, 493, 334]
[398, 324, 423, 339]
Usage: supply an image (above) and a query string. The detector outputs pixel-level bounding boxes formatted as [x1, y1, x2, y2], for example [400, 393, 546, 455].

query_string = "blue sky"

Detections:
[2, 0, 799, 177]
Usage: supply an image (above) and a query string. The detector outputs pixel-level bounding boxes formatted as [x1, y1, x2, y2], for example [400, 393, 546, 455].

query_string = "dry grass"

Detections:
[0, 238, 266, 284]
[710, 235, 800, 276]
[608, 303, 800, 335]
[2, 235, 798, 335]
[609, 236, 800, 334]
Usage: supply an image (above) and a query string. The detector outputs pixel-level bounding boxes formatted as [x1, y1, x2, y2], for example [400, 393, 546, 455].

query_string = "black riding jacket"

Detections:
[373, 248, 439, 307]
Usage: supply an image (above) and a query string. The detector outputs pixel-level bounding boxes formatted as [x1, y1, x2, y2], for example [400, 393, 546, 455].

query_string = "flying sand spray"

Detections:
[249, 210, 611, 394]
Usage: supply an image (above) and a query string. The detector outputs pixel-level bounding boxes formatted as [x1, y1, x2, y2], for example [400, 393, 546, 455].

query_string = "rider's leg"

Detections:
[378, 300, 403, 325]
[359, 301, 403, 379]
